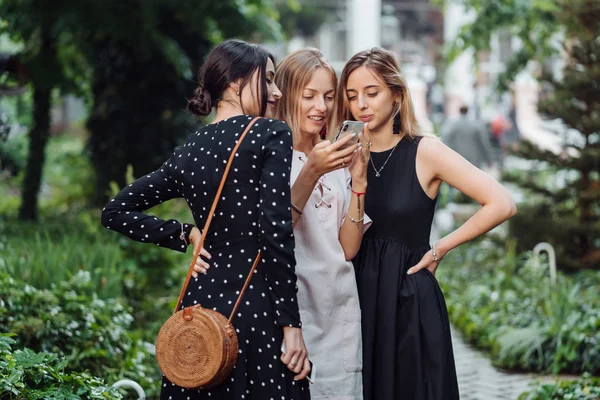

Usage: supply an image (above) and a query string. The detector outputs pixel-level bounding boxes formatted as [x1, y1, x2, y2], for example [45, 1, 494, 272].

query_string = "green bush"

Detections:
[40, 135, 95, 213]
[0, 131, 28, 177]
[438, 239, 600, 375]
[0, 333, 122, 400]
[0, 220, 125, 299]
[518, 374, 600, 400]
[0, 272, 159, 398]
[508, 202, 587, 270]
[0, 211, 195, 399]
[0, 183, 20, 217]
[1, 133, 193, 303]
[1, 211, 191, 350]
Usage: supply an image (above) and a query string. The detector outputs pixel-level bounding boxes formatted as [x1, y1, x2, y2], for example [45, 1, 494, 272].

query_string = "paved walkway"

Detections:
[452, 327, 537, 399]
[433, 196, 543, 400]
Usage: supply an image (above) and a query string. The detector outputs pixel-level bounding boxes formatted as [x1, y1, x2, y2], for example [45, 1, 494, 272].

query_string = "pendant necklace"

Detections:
[370, 141, 399, 177]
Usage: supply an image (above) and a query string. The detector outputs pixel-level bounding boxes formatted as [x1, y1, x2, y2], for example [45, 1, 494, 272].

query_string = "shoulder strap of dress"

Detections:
[405, 135, 423, 157]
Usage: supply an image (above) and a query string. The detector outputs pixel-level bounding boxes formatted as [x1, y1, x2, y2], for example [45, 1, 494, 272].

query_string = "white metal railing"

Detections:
[112, 379, 146, 400]
[532, 242, 557, 287]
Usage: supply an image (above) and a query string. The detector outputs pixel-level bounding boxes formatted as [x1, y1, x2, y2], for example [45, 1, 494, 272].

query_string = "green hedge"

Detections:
[519, 374, 600, 400]
[0, 130, 28, 177]
[438, 240, 600, 375]
[0, 272, 159, 398]
[0, 209, 189, 338]
[0, 206, 195, 399]
[0, 334, 122, 400]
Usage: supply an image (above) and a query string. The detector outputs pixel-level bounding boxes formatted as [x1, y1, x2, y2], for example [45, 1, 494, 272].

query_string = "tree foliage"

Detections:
[445, 0, 561, 91]
[0, 334, 123, 400]
[447, 0, 600, 268]
[0, 0, 288, 216]
[83, 0, 287, 206]
[275, 0, 328, 39]
[529, 0, 600, 269]
[0, 271, 156, 398]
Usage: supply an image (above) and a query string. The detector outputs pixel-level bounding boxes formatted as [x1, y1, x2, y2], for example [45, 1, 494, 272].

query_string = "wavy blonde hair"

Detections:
[274, 48, 338, 146]
[336, 47, 425, 139]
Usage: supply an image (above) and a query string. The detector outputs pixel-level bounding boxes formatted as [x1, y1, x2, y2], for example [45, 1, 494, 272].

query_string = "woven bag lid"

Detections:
[156, 306, 230, 388]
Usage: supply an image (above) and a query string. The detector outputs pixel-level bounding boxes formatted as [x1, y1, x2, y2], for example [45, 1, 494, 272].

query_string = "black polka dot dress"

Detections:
[101, 115, 310, 400]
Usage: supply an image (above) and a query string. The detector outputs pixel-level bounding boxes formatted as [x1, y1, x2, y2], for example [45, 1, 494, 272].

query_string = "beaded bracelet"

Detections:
[349, 188, 365, 223]
[346, 212, 365, 223]
[432, 244, 440, 261]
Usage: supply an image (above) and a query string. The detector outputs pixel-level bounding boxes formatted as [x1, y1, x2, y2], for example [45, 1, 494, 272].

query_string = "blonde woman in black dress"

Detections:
[101, 39, 311, 400]
[336, 47, 517, 400]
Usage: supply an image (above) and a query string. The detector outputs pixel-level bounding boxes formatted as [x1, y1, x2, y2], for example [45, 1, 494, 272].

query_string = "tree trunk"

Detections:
[18, 26, 55, 221]
[87, 40, 199, 207]
[18, 86, 51, 221]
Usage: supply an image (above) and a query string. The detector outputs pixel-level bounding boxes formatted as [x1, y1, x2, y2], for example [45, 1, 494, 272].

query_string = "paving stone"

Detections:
[452, 327, 537, 399]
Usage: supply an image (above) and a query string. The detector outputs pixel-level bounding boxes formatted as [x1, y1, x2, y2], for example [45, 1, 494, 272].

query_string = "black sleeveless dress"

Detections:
[353, 136, 459, 400]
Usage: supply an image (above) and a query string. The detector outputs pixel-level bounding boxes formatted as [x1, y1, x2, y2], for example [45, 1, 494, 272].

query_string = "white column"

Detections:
[348, 0, 381, 58]
[443, 0, 476, 117]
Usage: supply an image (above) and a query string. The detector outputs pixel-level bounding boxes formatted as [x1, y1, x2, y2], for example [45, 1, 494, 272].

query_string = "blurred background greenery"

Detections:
[0, 0, 598, 399]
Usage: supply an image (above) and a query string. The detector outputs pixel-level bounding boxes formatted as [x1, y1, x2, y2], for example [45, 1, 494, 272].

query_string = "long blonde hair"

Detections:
[336, 47, 424, 139]
[274, 48, 338, 146]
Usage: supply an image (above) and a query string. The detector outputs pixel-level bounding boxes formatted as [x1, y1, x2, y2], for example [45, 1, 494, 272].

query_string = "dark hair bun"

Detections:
[187, 87, 212, 117]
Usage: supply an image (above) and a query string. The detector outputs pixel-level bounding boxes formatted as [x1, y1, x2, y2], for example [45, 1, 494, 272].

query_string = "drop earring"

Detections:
[319, 125, 327, 140]
[393, 109, 402, 135]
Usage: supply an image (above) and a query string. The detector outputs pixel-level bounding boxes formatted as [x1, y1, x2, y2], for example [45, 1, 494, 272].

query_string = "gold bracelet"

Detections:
[291, 202, 303, 215]
[346, 211, 364, 223]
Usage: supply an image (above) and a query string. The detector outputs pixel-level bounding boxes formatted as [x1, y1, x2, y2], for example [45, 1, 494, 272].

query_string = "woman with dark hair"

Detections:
[337, 47, 517, 400]
[101, 39, 311, 400]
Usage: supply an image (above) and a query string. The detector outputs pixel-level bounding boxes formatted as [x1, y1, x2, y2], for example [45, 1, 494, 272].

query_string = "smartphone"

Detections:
[307, 360, 315, 384]
[334, 120, 364, 150]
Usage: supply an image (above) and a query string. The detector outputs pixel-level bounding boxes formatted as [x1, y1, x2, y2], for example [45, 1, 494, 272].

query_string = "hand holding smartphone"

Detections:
[334, 121, 365, 150]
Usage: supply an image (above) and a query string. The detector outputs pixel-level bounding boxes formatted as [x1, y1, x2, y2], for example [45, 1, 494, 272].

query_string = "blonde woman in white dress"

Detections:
[274, 48, 371, 400]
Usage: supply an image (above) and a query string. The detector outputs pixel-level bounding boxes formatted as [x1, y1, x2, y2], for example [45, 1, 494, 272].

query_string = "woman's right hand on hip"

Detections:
[188, 227, 212, 278]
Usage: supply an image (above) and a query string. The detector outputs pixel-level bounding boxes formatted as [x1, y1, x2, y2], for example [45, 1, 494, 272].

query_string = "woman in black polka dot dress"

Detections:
[101, 39, 311, 400]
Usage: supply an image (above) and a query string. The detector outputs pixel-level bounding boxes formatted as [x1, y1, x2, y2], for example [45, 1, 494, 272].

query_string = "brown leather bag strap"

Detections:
[227, 252, 261, 324]
[174, 117, 260, 314]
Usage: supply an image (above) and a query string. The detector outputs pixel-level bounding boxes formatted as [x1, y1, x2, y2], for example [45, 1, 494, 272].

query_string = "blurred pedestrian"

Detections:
[502, 96, 521, 153]
[443, 105, 496, 169]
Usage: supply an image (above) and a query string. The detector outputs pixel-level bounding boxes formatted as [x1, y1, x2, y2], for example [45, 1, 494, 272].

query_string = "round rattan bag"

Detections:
[156, 305, 239, 389]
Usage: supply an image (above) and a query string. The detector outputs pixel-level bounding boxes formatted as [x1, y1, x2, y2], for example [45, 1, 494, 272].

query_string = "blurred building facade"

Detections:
[282, 0, 560, 151]
[442, 0, 561, 151]
[283, 0, 442, 134]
